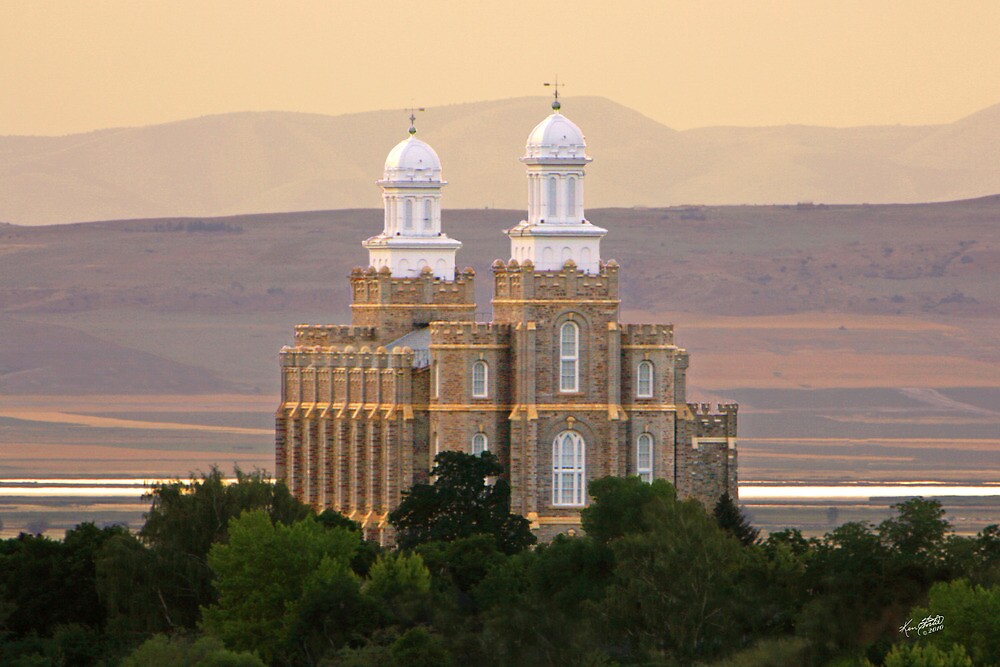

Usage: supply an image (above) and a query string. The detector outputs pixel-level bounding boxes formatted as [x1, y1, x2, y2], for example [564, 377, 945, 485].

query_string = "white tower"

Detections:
[363, 121, 461, 280]
[507, 98, 607, 274]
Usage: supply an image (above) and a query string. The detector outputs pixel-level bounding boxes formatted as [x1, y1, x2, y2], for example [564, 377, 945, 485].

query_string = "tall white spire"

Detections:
[507, 98, 607, 274]
[363, 123, 461, 279]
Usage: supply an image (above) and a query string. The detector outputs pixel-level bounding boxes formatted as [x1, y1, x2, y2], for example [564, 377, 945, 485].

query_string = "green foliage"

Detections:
[580, 475, 676, 545]
[906, 579, 1000, 666]
[388, 627, 454, 667]
[598, 481, 749, 661]
[121, 634, 265, 667]
[705, 636, 811, 666]
[878, 498, 951, 573]
[201, 510, 360, 665]
[363, 552, 431, 601]
[389, 451, 535, 554]
[416, 533, 506, 595]
[0, 523, 127, 636]
[882, 642, 973, 667]
[714, 493, 760, 546]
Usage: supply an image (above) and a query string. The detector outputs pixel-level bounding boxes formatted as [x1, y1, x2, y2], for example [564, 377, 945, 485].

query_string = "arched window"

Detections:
[433, 361, 440, 398]
[637, 433, 653, 483]
[566, 177, 576, 218]
[637, 361, 654, 398]
[423, 198, 433, 230]
[472, 432, 488, 456]
[472, 360, 488, 398]
[404, 198, 413, 230]
[559, 321, 579, 392]
[547, 176, 558, 218]
[552, 430, 585, 506]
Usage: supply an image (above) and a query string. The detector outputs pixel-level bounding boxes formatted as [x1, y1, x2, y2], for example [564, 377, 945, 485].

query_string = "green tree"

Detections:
[388, 451, 535, 554]
[121, 634, 265, 667]
[882, 642, 973, 667]
[878, 498, 951, 571]
[906, 579, 1000, 666]
[580, 476, 676, 545]
[714, 492, 760, 546]
[201, 511, 359, 665]
[596, 482, 749, 661]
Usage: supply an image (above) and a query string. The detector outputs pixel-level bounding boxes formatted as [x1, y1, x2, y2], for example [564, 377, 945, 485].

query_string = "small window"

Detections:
[559, 322, 579, 392]
[404, 199, 413, 230]
[472, 432, 488, 456]
[423, 198, 433, 230]
[433, 361, 440, 398]
[472, 360, 488, 398]
[566, 177, 576, 218]
[552, 430, 585, 506]
[637, 361, 654, 398]
[637, 433, 653, 483]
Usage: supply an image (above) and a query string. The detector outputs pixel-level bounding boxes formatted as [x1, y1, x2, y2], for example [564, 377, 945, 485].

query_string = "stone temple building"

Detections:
[275, 100, 738, 542]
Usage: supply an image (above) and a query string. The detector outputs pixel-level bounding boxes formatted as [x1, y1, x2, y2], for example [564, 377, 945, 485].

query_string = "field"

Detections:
[1, 200, 998, 491]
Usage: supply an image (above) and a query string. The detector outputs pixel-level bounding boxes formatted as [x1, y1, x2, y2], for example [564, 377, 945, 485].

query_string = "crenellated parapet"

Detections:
[351, 265, 476, 306]
[689, 403, 739, 439]
[429, 321, 513, 347]
[294, 324, 378, 348]
[621, 323, 675, 347]
[279, 344, 416, 371]
[492, 258, 619, 301]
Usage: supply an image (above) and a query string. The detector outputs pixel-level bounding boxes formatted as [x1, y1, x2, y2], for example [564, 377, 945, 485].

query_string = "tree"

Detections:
[388, 451, 535, 554]
[595, 481, 749, 661]
[881, 642, 973, 667]
[906, 579, 1000, 665]
[580, 476, 677, 545]
[713, 493, 760, 546]
[878, 497, 951, 568]
[201, 511, 361, 665]
[121, 634, 265, 667]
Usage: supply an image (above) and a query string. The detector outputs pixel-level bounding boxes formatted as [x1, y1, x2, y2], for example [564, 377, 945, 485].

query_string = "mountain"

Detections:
[1, 97, 999, 225]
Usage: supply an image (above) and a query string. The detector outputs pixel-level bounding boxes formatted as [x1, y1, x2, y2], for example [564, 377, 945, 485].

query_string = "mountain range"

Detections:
[1, 96, 999, 225]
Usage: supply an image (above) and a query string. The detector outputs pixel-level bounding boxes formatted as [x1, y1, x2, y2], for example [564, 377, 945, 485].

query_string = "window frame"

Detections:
[637, 433, 653, 483]
[472, 360, 489, 398]
[637, 360, 654, 398]
[552, 430, 586, 506]
[472, 432, 488, 456]
[559, 321, 579, 393]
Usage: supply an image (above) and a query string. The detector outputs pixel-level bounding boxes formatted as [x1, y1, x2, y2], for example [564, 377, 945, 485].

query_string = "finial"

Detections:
[543, 76, 564, 111]
[406, 105, 425, 135]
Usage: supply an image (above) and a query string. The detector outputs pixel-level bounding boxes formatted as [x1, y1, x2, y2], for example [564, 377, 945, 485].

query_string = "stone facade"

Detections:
[276, 105, 738, 543]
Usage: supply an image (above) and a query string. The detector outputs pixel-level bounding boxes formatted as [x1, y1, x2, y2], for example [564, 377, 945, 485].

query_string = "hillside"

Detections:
[1, 200, 998, 483]
[2, 97, 999, 225]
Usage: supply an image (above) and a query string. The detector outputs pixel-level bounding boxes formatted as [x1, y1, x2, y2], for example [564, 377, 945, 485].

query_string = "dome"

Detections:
[382, 136, 443, 182]
[524, 112, 587, 160]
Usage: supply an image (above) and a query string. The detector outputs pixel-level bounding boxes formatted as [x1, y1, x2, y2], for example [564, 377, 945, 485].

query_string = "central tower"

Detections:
[506, 99, 608, 274]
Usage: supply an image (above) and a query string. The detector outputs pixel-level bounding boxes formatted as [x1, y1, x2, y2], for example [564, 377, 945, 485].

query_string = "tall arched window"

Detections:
[637, 361, 654, 398]
[637, 433, 653, 483]
[566, 177, 576, 218]
[472, 432, 488, 456]
[472, 360, 488, 398]
[423, 198, 433, 230]
[404, 198, 413, 230]
[559, 322, 579, 392]
[553, 430, 585, 506]
[547, 176, 558, 218]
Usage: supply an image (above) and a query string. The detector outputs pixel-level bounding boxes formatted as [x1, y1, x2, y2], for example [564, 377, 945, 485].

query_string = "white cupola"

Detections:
[363, 122, 461, 280]
[506, 98, 607, 274]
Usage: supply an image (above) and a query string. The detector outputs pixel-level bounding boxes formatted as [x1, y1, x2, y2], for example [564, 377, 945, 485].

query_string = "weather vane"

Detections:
[406, 105, 425, 135]
[543, 76, 565, 111]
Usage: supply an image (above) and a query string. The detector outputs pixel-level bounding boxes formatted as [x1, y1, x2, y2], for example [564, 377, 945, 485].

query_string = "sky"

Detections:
[2, 1, 999, 136]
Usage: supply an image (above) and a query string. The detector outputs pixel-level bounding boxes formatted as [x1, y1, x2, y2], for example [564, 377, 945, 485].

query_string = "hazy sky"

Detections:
[2, 1, 999, 136]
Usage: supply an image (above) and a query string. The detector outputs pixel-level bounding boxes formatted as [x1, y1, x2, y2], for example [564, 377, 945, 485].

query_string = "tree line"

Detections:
[1, 451, 998, 666]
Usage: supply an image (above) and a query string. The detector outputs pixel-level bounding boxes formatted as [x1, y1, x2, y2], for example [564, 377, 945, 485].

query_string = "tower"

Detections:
[362, 124, 461, 280]
[506, 98, 607, 274]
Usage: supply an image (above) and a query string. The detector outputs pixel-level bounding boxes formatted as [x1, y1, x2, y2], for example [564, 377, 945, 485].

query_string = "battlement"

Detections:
[688, 402, 739, 438]
[621, 323, 675, 346]
[429, 321, 513, 346]
[492, 258, 620, 301]
[350, 265, 476, 306]
[294, 325, 379, 347]
[280, 344, 415, 370]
